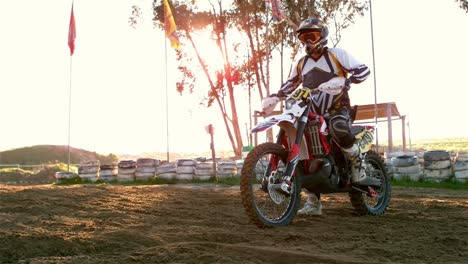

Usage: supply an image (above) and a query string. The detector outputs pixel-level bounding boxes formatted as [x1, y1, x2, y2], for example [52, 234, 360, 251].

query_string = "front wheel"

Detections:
[240, 142, 301, 228]
[349, 151, 391, 215]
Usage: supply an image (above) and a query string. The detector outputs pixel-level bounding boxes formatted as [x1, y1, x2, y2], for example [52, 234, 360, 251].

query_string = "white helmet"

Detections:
[261, 96, 280, 114]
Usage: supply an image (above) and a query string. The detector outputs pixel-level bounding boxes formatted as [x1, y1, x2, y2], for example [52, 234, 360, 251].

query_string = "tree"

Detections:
[130, 0, 367, 158]
[456, 0, 468, 12]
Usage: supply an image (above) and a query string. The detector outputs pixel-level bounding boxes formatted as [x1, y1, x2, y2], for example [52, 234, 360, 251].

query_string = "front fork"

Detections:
[261, 129, 285, 192]
[266, 103, 311, 195]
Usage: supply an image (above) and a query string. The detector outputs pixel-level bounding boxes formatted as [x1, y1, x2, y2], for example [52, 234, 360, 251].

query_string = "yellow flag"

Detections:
[164, 0, 180, 50]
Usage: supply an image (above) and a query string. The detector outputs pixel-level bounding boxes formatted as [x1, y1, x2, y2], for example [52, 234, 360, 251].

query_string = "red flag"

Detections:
[68, 3, 76, 56]
[163, 0, 180, 50]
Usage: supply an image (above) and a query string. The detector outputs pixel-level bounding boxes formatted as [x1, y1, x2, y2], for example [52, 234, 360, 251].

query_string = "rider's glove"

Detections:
[276, 89, 286, 98]
[261, 96, 280, 114]
[344, 78, 352, 91]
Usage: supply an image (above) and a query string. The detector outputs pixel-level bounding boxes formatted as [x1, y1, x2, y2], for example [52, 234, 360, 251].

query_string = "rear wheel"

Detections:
[240, 142, 301, 228]
[349, 151, 391, 215]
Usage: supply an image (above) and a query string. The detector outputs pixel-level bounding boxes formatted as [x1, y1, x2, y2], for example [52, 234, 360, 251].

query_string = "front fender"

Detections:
[252, 114, 309, 161]
[251, 114, 295, 133]
[277, 121, 310, 161]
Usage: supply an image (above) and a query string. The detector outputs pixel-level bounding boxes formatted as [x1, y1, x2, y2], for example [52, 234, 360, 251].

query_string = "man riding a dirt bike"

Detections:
[240, 17, 390, 228]
[275, 17, 380, 214]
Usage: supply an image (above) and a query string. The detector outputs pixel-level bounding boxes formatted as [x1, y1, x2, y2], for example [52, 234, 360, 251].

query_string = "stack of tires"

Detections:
[55, 171, 77, 183]
[453, 152, 468, 183]
[383, 152, 408, 179]
[157, 162, 177, 180]
[217, 161, 237, 179]
[383, 152, 396, 179]
[117, 160, 136, 182]
[194, 162, 214, 181]
[135, 158, 158, 181]
[175, 159, 196, 181]
[235, 160, 244, 177]
[78, 160, 100, 182]
[390, 155, 421, 181]
[99, 164, 118, 181]
[423, 150, 452, 182]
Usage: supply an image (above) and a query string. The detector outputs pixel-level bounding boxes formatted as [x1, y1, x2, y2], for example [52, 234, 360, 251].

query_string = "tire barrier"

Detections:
[194, 162, 214, 181]
[117, 160, 136, 182]
[57, 149, 468, 184]
[78, 160, 100, 182]
[422, 150, 451, 182]
[157, 162, 176, 180]
[236, 160, 244, 177]
[100, 164, 118, 181]
[217, 161, 237, 178]
[135, 158, 158, 181]
[55, 171, 77, 183]
[453, 152, 468, 183]
[175, 159, 196, 181]
[390, 155, 421, 181]
[455, 152, 468, 162]
[423, 150, 451, 161]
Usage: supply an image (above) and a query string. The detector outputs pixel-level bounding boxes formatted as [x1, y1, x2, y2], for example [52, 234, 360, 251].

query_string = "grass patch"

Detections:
[391, 178, 468, 190]
[55, 175, 468, 190]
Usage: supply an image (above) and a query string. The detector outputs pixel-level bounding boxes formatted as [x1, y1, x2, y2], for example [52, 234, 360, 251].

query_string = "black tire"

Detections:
[240, 142, 301, 228]
[424, 159, 451, 170]
[423, 150, 450, 161]
[390, 155, 418, 167]
[349, 151, 391, 215]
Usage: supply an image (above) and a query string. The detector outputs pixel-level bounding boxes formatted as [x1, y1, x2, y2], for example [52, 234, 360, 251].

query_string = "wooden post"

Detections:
[206, 124, 217, 180]
[387, 104, 393, 152]
[401, 115, 406, 152]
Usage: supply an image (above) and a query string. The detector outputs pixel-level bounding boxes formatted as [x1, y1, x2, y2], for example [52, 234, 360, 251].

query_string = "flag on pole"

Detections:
[163, 0, 180, 50]
[68, 3, 76, 56]
[265, 0, 285, 22]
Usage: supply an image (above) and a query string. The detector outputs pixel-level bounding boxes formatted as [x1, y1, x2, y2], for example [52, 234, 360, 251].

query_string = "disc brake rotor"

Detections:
[266, 172, 288, 205]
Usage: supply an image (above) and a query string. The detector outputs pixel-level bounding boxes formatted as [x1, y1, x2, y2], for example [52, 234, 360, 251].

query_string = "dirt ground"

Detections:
[0, 184, 467, 264]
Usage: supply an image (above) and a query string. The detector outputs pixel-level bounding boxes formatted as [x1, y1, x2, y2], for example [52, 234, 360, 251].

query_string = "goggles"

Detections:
[298, 31, 321, 45]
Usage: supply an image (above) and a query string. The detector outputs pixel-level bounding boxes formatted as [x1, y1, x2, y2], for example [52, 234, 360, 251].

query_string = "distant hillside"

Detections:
[0, 145, 118, 165]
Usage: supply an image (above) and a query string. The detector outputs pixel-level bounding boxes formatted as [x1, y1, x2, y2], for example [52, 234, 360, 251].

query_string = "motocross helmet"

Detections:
[296, 18, 328, 55]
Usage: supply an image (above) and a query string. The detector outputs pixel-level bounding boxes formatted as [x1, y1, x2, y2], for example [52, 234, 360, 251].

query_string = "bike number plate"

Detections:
[290, 88, 310, 100]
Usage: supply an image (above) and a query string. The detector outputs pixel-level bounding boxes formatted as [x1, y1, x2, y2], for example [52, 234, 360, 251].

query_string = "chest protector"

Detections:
[298, 49, 350, 115]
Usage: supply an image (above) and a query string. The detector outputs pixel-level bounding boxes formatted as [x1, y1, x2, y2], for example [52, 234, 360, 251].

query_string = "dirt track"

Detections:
[0, 184, 467, 264]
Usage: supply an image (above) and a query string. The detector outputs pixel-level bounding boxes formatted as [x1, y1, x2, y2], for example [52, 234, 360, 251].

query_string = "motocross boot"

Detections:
[297, 193, 322, 215]
[343, 144, 381, 187]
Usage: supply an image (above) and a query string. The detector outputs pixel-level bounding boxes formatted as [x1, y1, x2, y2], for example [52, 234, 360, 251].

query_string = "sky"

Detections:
[0, 0, 467, 157]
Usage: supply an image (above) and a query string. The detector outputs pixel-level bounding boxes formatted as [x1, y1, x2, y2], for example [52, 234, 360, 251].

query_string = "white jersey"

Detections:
[280, 47, 370, 114]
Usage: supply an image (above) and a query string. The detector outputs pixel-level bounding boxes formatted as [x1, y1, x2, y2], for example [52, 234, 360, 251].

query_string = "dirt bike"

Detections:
[240, 84, 391, 228]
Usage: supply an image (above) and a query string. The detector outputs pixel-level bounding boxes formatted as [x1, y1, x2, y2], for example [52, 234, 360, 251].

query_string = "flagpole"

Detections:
[164, 3, 170, 162]
[165, 41, 170, 162]
[67, 0, 75, 172]
[67, 56, 73, 171]
[369, 0, 379, 153]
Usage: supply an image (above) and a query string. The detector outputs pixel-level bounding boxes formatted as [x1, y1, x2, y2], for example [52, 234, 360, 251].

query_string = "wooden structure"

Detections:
[253, 102, 406, 152]
[354, 102, 406, 152]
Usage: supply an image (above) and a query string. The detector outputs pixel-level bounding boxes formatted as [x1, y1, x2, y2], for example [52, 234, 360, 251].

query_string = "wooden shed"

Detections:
[354, 102, 406, 152]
